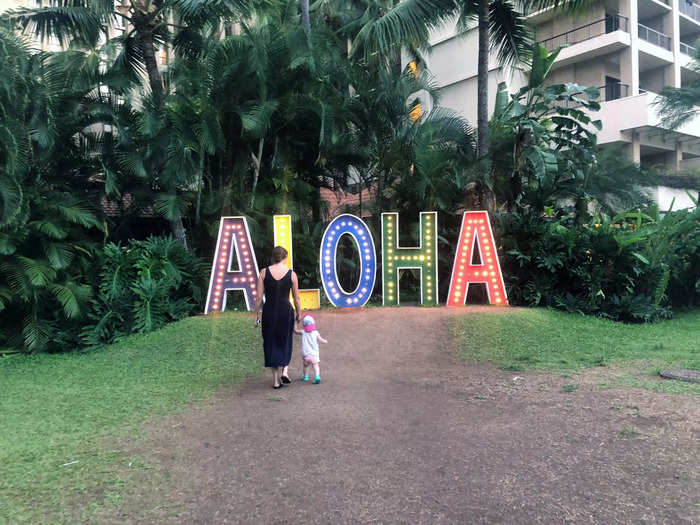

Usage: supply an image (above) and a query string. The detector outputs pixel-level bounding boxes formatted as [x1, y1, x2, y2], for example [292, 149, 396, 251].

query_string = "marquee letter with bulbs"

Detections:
[204, 210, 508, 312]
[204, 216, 260, 314]
[319, 214, 377, 307]
[447, 211, 508, 306]
[273, 215, 321, 310]
[381, 212, 438, 306]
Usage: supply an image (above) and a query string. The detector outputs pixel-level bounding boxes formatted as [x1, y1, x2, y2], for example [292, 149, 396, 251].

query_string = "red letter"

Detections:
[204, 217, 260, 313]
[447, 211, 508, 306]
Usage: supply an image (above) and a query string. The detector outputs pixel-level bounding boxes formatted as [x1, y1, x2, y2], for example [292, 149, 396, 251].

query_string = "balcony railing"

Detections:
[679, 0, 700, 22]
[559, 82, 630, 108]
[680, 41, 695, 55]
[638, 23, 672, 50]
[539, 15, 629, 51]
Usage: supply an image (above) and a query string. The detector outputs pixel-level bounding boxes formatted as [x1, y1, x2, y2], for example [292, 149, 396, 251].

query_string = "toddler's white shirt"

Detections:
[301, 330, 321, 358]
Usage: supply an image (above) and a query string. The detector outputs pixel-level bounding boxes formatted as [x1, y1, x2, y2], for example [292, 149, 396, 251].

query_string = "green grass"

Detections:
[0, 313, 262, 523]
[451, 308, 700, 394]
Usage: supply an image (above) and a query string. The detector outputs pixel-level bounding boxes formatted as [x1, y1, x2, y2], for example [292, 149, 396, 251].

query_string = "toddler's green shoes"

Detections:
[301, 375, 309, 382]
[313, 376, 321, 384]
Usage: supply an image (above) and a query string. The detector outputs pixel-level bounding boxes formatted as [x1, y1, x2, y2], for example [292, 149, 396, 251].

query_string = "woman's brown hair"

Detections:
[271, 245, 288, 263]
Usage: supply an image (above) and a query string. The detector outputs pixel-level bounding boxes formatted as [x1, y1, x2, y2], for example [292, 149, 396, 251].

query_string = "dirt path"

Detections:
[106, 308, 698, 524]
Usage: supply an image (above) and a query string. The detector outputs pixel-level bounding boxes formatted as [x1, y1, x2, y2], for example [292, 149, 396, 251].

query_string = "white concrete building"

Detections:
[423, 0, 700, 208]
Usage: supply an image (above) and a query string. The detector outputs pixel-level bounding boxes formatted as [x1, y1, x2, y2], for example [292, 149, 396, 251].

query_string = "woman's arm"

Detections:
[291, 271, 302, 322]
[254, 268, 265, 323]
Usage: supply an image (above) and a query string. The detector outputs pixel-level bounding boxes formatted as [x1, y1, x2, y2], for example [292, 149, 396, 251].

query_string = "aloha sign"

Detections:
[204, 211, 508, 313]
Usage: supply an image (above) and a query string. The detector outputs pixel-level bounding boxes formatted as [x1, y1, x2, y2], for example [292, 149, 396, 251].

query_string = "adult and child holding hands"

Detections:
[254, 246, 328, 389]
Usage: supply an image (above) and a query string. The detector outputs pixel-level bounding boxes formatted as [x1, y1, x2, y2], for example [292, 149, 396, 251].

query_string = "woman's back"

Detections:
[263, 266, 292, 307]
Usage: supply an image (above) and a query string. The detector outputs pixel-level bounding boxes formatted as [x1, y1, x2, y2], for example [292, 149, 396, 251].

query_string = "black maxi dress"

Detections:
[261, 268, 294, 368]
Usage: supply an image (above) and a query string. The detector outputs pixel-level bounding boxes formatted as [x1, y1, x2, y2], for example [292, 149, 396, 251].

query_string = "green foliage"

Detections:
[82, 236, 208, 346]
[498, 204, 700, 322]
[0, 27, 105, 352]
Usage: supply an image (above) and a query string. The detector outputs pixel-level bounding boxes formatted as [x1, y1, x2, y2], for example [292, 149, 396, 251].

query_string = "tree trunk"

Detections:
[137, 23, 163, 96]
[477, 0, 489, 158]
[249, 137, 264, 210]
[170, 216, 188, 250]
[300, 0, 311, 42]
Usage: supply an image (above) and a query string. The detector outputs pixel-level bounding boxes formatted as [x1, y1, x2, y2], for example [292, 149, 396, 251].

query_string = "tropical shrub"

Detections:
[498, 201, 699, 322]
[81, 236, 208, 346]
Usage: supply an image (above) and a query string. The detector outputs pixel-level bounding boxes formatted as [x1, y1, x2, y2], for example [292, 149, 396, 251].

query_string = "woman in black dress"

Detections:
[254, 246, 302, 388]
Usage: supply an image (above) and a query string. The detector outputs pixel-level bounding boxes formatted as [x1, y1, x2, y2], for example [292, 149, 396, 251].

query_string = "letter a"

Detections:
[204, 217, 260, 313]
[447, 211, 508, 306]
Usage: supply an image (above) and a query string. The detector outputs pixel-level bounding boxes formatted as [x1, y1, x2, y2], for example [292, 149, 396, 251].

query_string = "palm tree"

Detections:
[351, 0, 583, 160]
[0, 27, 106, 351]
[6, 0, 250, 98]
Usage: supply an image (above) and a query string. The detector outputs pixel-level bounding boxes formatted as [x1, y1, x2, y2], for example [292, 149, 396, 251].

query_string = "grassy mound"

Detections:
[1, 313, 261, 523]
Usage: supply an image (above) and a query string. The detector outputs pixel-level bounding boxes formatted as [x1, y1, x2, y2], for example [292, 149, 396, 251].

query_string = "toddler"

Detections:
[295, 315, 327, 384]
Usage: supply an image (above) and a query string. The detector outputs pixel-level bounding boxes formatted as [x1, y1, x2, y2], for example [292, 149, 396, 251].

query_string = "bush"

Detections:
[81, 236, 209, 346]
[497, 203, 699, 322]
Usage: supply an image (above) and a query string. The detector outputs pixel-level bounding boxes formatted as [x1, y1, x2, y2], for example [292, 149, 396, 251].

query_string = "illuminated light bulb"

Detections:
[325, 250, 330, 255]
[479, 220, 484, 224]
[492, 278, 497, 283]
[454, 291, 461, 297]
[335, 226, 340, 230]
[495, 292, 500, 296]
[489, 265, 494, 269]
[325, 269, 330, 274]
[481, 226, 486, 230]
[341, 222, 346, 226]
[217, 278, 223, 283]
[459, 272, 464, 277]
[457, 278, 462, 283]
[362, 287, 367, 293]
[426, 235, 431, 240]
[247, 271, 253, 275]
[218, 272, 224, 277]
[496, 298, 502, 304]
[388, 282, 394, 287]
[474, 271, 479, 277]
[491, 272, 496, 276]
[324, 256, 330, 262]
[216, 285, 222, 290]
[334, 293, 340, 299]
[214, 291, 220, 297]
[226, 225, 232, 230]
[419, 255, 425, 261]
[241, 277, 246, 282]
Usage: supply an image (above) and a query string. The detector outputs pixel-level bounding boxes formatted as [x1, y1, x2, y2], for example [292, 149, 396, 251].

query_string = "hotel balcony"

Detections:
[596, 91, 700, 155]
[539, 15, 631, 68]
